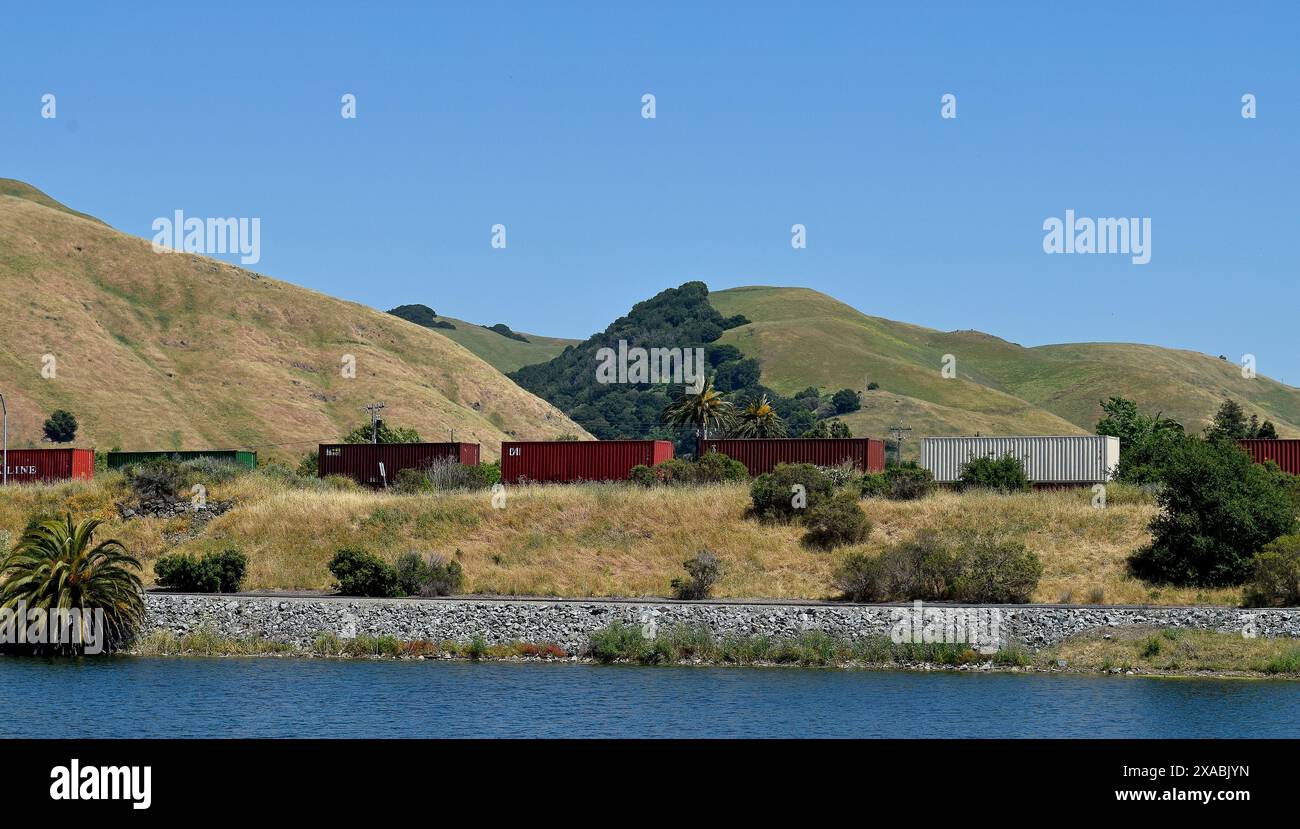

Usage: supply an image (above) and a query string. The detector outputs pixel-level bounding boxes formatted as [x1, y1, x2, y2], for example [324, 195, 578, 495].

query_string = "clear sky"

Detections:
[3, 2, 1297, 382]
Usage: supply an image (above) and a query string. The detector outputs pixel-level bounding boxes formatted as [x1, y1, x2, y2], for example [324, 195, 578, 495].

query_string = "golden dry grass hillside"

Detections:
[0, 471, 1244, 606]
[0, 180, 588, 461]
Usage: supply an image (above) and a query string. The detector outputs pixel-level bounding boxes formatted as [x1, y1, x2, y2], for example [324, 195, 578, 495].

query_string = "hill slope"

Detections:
[709, 286, 1300, 439]
[0, 181, 586, 460]
[387, 304, 576, 374]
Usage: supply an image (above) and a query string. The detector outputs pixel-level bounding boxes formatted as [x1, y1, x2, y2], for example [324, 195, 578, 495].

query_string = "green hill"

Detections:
[709, 286, 1300, 440]
[388, 303, 577, 374]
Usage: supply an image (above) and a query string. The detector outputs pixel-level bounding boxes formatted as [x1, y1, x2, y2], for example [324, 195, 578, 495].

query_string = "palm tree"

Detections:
[661, 378, 736, 440]
[0, 514, 144, 654]
[732, 394, 786, 438]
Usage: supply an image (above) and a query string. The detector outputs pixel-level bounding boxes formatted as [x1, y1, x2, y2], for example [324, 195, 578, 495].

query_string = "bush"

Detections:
[958, 454, 1030, 493]
[629, 464, 656, 487]
[692, 452, 748, 483]
[670, 550, 724, 599]
[296, 451, 319, 477]
[858, 472, 890, 499]
[425, 457, 495, 491]
[179, 456, 243, 485]
[394, 551, 465, 597]
[126, 458, 188, 501]
[749, 463, 833, 520]
[322, 474, 359, 491]
[1129, 437, 1297, 586]
[948, 536, 1042, 603]
[831, 530, 1040, 603]
[42, 409, 78, 443]
[1244, 535, 1300, 607]
[393, 468, 433, 494]
[802, 492, 872, 550]
[588, 622, 650, 663]
[883, 462, 936, 500]
[153, 548, 247, 593]
[819, 461, 861, 488]
[328, 548, 400, 597]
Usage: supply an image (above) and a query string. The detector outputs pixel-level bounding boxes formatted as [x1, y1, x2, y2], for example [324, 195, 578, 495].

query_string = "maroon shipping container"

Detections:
[318, 443, 480, 487]
[698, 438, 886, 476]
[1, 448, 95, 484]
[501, 440, 673, 484]
[1239, 439, 1300, 476]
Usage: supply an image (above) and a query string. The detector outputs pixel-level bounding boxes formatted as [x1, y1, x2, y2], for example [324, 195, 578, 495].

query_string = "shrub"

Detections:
[42, 409, 78, 443]
[883, 462, 936, 500]
[858, 472, 889, 499]
[958, 454, 1030, 493]
[1129, 437, 1297, 586]
[425, 457, 495, 491]
[749, 463, 833, 520]
[832, 530, 957, 602]
[179, 456, 243, 485]
[670, 550, 724, 599]
[393, 468, 433, 494]
[1244, 535, 1300, 607]
[629, 464, 656, 487]
[588, 622, 650, 663]
[328, 548, 400, 597]
[802, 492, 872, 550]
[948, 536, 1042, 603]
[831, 529, 1041, 603]
[818, 461, 861, 488]
[126, 458, 188, 501]
[322, 474, 358, 491]
[692, 452, 747, 483]
[395, 551, 464, 597]
[154, 548, 247, 593]
[296, 451, 319, 477]
[651, 458, 697, 485]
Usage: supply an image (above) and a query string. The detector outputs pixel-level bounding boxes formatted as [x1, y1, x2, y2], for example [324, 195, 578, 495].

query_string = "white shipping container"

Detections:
[920, 436, 1120, 484]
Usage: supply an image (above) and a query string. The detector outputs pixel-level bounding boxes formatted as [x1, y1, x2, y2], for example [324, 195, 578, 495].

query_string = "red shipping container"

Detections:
[1, 448, 95, 484]
[317, 443, 480, 487]
[1239, 439, 1300, 476]
[697, 438, 886, 476]
[501, 440, 673, 484]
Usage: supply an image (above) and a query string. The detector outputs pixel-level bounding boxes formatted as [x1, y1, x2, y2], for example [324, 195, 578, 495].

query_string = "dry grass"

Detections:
[0, 471, 1252, 605]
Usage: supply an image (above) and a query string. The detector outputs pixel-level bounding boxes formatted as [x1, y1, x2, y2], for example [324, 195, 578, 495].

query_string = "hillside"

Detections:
[710, 286, 1300, 441]
[0, 180, 587, 461]
[387, 304, 576, 374]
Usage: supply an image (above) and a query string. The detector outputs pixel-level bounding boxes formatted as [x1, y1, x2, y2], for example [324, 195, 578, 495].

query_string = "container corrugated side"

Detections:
[1, 448, 95, 483]
[920, 436, 1119, 484]
[1239, 439, 1300, 476]
[500, 440, 673, 483]
[317, 443, 480, 487]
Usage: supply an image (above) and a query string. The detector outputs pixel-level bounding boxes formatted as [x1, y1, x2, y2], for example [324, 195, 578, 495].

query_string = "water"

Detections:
[2, 657, 1298, 738]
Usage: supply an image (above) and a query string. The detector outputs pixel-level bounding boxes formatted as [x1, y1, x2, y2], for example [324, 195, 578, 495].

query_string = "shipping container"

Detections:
[318, 443, 480, 487]
[697, 438, 886, 476]
[106, 450, 257, 470]
[501, 440, 673, 484]
[920, 436, 1120, 485]
[1239, 439, 1300, 476]
[1, 448, 95, 484]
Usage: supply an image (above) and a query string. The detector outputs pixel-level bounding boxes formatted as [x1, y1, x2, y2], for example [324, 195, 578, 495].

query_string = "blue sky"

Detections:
[4, 2, 1298, 383]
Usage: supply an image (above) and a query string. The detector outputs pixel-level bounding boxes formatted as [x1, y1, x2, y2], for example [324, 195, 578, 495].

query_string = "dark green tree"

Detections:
[42, 409, 77, 443]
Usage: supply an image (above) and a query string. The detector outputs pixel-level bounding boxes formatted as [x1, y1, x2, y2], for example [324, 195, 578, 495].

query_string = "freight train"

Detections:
[6, 436, 1300, 488]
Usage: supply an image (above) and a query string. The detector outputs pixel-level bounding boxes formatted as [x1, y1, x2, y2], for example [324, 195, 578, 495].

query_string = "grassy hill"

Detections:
[710, 286, 1300, 442]
[0, 180, 587, 461]
[388, 304, 576, 374]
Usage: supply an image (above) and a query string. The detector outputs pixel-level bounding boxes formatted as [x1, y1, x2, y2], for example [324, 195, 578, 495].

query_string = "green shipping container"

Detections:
[105, 450, 257, 470]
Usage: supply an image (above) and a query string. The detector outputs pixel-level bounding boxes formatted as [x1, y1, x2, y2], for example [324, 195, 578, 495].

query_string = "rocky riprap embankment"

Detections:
[142, 594, 1300, 653]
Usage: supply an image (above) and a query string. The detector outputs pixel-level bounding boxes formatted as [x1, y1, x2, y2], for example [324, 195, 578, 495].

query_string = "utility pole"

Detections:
[362, 402, 385, 444]
[888, 425, 912, 465]
[1, 392, 7, 486]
